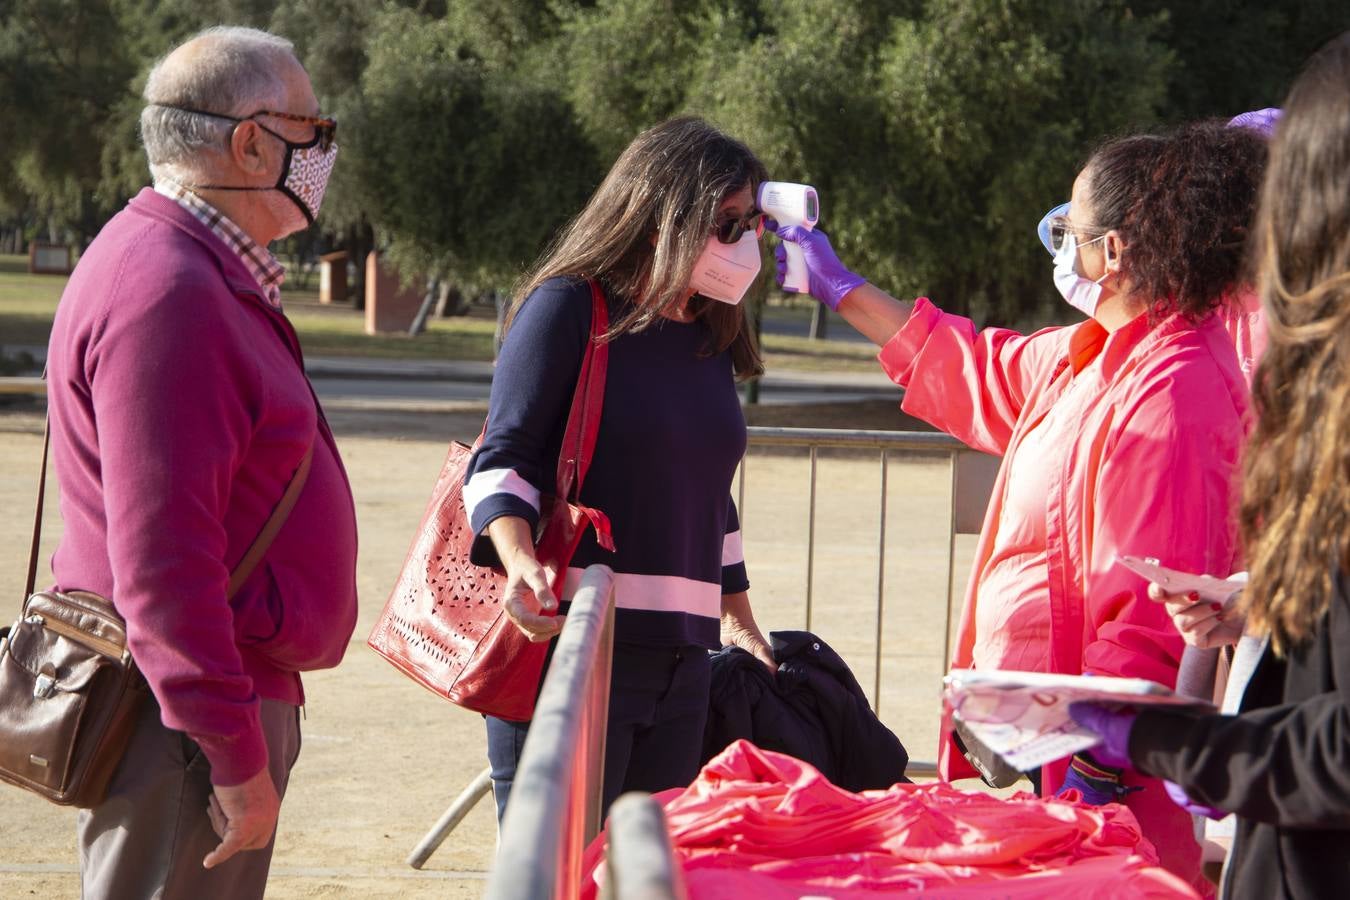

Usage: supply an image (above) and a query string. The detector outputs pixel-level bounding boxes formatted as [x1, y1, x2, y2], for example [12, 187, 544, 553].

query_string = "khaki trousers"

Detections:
[77, 696, 301, 900]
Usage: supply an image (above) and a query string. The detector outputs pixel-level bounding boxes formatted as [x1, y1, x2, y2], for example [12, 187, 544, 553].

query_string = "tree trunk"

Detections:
[347, 221, 375, 311]
[808, 303, 829, 340]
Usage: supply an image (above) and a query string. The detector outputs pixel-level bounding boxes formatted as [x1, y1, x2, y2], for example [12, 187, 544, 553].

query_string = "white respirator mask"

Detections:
[689, 230, 762, 306]
[1052, 232, 1111, 317]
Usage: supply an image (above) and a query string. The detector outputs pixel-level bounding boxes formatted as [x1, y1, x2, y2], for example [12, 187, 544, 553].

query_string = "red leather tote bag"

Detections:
[368, 281, 613, 721]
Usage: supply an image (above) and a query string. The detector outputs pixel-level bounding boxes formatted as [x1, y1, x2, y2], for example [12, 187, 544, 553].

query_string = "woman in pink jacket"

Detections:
[770, 121, 1265, 891]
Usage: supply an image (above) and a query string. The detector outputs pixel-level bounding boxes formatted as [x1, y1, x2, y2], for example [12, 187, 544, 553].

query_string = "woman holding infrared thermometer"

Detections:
[769, 121, 1265, 892]
[1072, 33, 1350, 899]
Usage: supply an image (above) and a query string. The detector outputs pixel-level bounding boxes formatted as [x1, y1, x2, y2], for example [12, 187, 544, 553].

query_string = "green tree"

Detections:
[0, 0, 136, 236]
[344, 6, 599, 293]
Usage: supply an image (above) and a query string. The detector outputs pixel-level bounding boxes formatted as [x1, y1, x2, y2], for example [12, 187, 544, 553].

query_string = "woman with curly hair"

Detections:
[1073, 32, 1350, 898]
[769, 120, 1266, 889]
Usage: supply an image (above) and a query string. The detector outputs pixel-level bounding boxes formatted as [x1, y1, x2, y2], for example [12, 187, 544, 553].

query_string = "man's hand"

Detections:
[203, 766, 280, 869]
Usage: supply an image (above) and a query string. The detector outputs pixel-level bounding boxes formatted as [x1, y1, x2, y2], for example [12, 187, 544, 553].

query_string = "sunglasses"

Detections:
[157, 105, 338, 152]
[253, 110, 339, 152]
[715, 211, 765, 244]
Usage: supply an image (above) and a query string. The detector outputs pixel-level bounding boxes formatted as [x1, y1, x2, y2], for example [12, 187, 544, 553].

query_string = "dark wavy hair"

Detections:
[510, 116, 766, 379]
[1241, 32, 1350, 653]
[1082, 121, 1267, 319]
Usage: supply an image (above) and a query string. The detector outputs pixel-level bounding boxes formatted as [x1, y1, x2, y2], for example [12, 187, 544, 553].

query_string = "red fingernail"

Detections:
[1211, 603, 1223, 612]
[1189, 592, 1200, 602]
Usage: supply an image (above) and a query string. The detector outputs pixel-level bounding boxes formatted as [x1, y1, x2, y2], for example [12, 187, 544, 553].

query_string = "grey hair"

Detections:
[140, 26, 297, 184]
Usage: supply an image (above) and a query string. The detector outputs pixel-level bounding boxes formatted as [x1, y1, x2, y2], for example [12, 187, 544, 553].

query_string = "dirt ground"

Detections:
[0, 400, 984, 898]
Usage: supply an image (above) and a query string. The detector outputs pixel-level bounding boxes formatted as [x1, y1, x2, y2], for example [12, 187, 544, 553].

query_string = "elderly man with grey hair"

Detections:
[44, 26, 357, 898]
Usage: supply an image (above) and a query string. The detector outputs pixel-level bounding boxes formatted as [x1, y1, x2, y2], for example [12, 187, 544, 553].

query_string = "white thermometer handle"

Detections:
[783, 241, 810, 294]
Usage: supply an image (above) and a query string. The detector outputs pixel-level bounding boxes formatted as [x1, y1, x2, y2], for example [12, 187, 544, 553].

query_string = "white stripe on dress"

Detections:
[721, 529, 744, 567]
[560, 568, 721, 620]
[462, 468, 541, 520]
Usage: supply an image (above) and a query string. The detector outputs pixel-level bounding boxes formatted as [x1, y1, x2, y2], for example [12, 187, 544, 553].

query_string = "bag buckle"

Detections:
[33, 667, 57, 700]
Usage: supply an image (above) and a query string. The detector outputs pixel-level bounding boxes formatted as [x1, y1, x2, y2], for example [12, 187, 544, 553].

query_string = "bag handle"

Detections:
[26, 414, 314, 603]
[554, 279, 610, 503]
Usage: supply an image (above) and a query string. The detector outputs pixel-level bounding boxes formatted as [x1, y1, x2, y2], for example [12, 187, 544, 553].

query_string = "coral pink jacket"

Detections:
[880, 298, 1249, 887]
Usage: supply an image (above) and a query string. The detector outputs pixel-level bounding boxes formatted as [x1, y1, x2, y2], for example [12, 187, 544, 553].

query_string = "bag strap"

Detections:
[24, 417, 52, 599]
[224, 444, 313, 599]
[554, 279, 610, 503]
[26, 414, 314, 603]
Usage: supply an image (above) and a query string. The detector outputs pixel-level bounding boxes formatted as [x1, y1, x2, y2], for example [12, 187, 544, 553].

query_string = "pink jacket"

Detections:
[880, 298, 1249, 887]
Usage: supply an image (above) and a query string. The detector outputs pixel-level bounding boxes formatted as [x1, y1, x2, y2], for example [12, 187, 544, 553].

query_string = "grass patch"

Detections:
[0, 255, 877, 372]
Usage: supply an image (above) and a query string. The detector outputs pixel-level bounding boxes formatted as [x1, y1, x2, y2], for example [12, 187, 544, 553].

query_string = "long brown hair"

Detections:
[1241, 32, 1350, 652]
[509, 116, 766, 379]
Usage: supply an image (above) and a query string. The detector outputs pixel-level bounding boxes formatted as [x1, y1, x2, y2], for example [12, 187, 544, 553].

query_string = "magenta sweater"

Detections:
[45, 188, 358, 786]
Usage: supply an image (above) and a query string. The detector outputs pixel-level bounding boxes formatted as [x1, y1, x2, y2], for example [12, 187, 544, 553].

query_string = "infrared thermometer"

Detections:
[758, 182, 819, 293]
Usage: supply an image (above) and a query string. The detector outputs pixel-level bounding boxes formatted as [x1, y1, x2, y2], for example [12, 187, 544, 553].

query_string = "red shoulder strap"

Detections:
[555, 280, 609, 503]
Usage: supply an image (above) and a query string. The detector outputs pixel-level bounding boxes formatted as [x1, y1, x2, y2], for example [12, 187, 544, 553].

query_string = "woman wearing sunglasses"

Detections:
[463, 115, 774, 821]
[770, 121, 1265, 891]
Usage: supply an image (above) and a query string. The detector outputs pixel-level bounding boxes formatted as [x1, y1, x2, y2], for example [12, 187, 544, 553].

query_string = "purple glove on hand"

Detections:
[1165, 780, 1228, 820]
[1068, 702, 1137, 769]
[769, 221, 865, 311]
[1056, 756, 1134, 806]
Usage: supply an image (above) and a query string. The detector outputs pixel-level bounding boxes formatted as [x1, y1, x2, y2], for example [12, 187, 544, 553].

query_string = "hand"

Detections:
[1164, 779, 1228, 820]
[1068, 702, 1137, 768]
[768, 221, 866, 311]
[1148, 580, 1245, 649]
[501, 549, 563, 643]
[1055, 754, 1137, 806]
[720, 591, 777, 673]
[723, 619, 777, 673]
[203, 766, 280, 869]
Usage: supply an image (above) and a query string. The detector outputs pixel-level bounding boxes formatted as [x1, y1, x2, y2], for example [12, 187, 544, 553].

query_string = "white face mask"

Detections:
[688, 230, 762, 305]
[1052, 231, 1111, 316]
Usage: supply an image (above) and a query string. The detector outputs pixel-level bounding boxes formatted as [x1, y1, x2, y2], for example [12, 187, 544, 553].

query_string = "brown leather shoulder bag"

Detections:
[0, 421, 312, 808]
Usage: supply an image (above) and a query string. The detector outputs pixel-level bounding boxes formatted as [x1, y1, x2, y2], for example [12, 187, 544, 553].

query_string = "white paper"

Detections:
[1116, 555, 1246, 605]
[944, 669, 1213, 771]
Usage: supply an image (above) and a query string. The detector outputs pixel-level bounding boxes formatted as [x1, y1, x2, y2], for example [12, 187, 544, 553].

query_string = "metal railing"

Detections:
[484, 564, 616, 900]
[601, 793, 687, 900]
[413, 428, 994, 868]
[739, 427, 998, 727]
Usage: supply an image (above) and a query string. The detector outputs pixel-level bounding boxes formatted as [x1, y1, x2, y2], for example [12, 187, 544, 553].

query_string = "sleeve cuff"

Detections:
[877, 297, 940, 387]
[468, 495, 540, 567]
[195, 712, 269, 787]
[721, 562, 750, 595]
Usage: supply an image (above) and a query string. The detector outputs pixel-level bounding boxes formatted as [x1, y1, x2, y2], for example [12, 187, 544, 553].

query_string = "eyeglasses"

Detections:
[252, 110, 339, 152]
[1046, 215, 1105, 253]
[156, 105, 338, 152]
[714, 211, 764, 245]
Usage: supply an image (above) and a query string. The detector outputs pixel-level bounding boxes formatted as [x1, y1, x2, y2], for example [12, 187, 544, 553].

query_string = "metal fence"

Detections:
[738, 427, 998, 716]
[601, 793, 687, 900]
[410, 431, 993, 874]
[483, 564, 616, 900]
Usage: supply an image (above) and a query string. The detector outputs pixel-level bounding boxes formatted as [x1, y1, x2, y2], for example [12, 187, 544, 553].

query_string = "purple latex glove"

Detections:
[1057, 761, 1128, 806]
[1227, 107, 1281, 137]
[1165, 780, 1228, 820]
[1068, 701, 1137, 769]
[768, 221, 866, 311]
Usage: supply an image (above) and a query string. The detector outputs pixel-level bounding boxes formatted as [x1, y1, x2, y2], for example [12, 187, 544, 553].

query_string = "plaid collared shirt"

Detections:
[154, 181, 286, 309]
